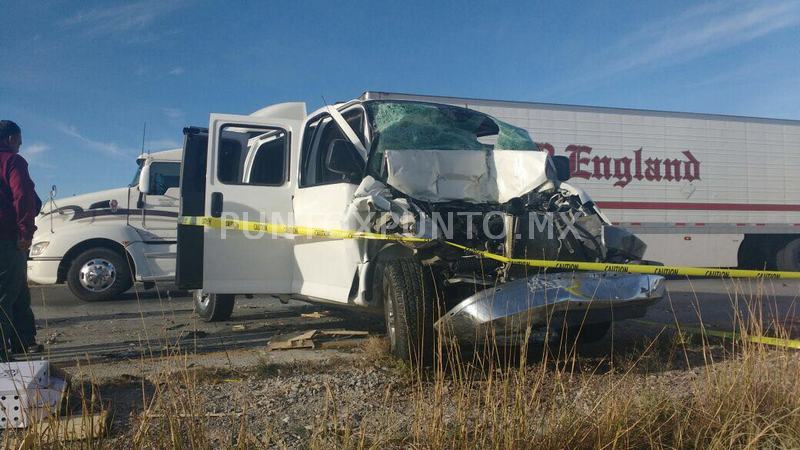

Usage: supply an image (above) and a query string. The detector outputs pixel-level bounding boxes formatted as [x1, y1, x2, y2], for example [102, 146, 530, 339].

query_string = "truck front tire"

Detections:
[66, 247, 133, 302]
[193, 290, 235, 322]
[382, 258, 436, 365]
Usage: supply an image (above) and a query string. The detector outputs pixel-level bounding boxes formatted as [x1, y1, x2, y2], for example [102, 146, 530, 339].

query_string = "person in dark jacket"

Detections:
[0, 120, 43, 360]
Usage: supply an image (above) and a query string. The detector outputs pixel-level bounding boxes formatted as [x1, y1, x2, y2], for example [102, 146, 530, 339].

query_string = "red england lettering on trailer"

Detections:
[564, 144, 593, 179]
[592, 155, 612, 180]
[613, 156, 632, 187]
[644, 158, 662, 181]
[537, 143, 702, 188]
[682, 150, 701, 181]
[633, 148, 644, 180]
[663, 158, 682, 181]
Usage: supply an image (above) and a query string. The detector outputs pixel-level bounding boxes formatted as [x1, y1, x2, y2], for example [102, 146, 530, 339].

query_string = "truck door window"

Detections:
[300, 108, 366, 187]
[217, 125, 288, 186]
[247, 131, 288, 185]
[218, 138, 243, 183]
[148, 162, 181, 195]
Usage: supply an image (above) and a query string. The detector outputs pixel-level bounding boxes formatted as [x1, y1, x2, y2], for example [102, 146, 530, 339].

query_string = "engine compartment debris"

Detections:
[344, 100, 664, 340]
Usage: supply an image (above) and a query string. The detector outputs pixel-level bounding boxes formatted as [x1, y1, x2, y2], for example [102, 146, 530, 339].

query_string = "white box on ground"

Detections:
[0, 361, 66, 428]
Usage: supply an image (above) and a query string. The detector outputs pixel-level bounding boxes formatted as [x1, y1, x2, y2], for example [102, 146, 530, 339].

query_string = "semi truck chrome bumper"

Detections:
[435, 272, 665, 343]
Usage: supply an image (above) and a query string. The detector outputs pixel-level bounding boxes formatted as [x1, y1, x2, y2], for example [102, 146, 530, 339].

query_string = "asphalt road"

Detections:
[26, 284, 381, 366]
[22, 278, 800, 366]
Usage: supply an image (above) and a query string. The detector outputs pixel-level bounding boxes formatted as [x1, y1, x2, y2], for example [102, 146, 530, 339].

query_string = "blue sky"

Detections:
[2, 0, 799, 198]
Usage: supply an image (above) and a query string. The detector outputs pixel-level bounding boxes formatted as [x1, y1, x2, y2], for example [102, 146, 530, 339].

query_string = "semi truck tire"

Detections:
[66, 247, 133, 302]
[382, 258, 436, 366]
[193, 290, 235, 322]
[776, 238, 800, 271]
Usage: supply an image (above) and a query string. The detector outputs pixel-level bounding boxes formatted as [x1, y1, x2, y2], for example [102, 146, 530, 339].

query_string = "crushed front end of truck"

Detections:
[349, 100, 665, 345]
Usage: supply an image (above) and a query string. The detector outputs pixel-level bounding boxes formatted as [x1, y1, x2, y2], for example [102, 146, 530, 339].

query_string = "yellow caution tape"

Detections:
[634, 320, 800, 350]
[179, 216, 800, 280]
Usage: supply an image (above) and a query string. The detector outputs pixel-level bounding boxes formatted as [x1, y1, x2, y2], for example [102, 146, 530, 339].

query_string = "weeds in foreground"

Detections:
[306, 344, 800, 449]
[9, 278, 800, 449]
[308, 279, 800, 450]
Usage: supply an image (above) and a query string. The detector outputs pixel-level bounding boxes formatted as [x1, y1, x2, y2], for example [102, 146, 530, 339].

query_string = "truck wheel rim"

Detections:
[79, 258, 116, 292]
[195, 291, 211, 308]
[383, 282, 397, 350]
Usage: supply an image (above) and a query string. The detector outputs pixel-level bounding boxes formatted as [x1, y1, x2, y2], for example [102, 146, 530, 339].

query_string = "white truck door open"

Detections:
[201, 114, 300, 294]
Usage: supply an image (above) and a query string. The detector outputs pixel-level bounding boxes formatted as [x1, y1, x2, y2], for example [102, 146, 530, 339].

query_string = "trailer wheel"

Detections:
[66, 247, 133, 302]
[382, 258, 436, 366]
[776, 238, 800, 271]
[193, 290, 235, 322]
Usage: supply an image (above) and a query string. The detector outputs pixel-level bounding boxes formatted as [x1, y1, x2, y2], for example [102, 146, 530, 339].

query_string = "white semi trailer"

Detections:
[365, 92, 800, 271]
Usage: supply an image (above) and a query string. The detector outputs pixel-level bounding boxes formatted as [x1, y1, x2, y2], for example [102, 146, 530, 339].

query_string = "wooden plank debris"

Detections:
[300, 311, 330, 319]
[15, 410, 108, 449]
[267, 329, 369, 351]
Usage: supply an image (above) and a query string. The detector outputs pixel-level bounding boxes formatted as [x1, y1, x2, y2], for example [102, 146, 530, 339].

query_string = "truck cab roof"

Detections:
[137, 148, 182, 162]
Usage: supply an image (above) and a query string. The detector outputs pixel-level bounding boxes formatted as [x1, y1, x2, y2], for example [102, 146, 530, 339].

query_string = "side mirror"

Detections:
[326, 139, 365, 179]
[50, 184, 57, 199]
[551, 155, 571, 181]
[138, 163, 151, 194]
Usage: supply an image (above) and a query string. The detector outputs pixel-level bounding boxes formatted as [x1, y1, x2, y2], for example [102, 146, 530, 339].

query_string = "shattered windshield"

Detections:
[365, 101, 538, 176]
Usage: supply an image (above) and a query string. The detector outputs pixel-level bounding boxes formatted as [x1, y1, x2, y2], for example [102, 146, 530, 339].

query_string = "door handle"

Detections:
[210, 192, 223, 218]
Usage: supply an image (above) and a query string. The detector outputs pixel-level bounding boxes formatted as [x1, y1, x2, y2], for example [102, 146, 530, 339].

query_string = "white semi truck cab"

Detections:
[176, 95, 664, 363]
[28, 149, 182, 301]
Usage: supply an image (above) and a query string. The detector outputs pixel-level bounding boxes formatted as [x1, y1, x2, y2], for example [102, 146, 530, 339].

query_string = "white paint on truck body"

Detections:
[28, 149, 182, 285]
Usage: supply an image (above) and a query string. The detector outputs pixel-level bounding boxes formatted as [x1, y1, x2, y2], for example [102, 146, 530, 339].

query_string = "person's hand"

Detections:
[17, 239, 31, 251]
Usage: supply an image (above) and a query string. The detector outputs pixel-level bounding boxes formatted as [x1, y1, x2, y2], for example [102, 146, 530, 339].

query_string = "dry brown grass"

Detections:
[10, 279, 800, 449]
[306, 339, 800, 449]
[306, 279, 800, 450]
[359, 336, 391, 361]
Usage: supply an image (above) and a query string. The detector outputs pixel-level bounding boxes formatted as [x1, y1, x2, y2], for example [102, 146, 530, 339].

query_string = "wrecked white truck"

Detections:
[176, 95, 664, 362]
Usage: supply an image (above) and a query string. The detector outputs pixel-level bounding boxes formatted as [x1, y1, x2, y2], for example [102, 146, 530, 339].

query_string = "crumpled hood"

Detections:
[384, 149, 551, 204]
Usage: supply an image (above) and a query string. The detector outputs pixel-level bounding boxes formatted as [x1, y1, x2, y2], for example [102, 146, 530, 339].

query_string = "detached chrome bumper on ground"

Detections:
[435, 272, 665, 343]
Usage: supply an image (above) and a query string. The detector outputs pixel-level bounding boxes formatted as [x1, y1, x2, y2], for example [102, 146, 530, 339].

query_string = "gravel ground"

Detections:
[98, 347, 414, 448]
[87, 331, 739, 449]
